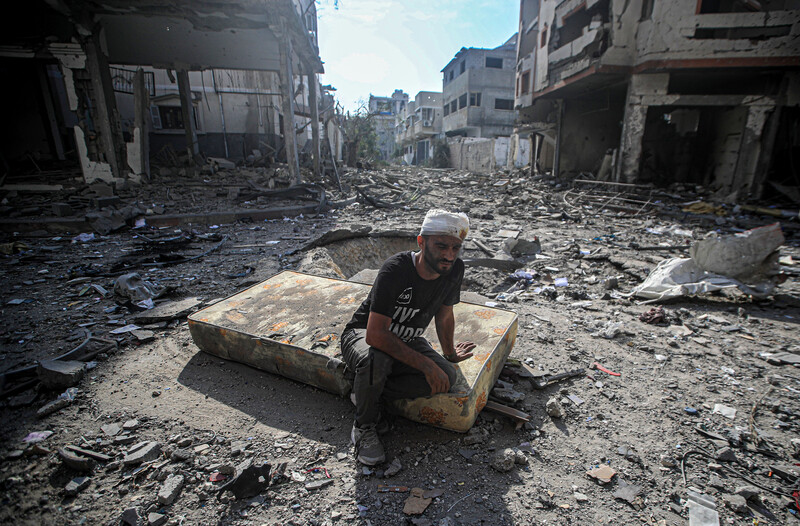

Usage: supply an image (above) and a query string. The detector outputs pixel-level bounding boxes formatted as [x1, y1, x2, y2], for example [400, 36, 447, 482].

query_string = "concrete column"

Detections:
[132, 68, 151, 181]
[617, 97, 648, 183]
[176, 69, 199, 160]
[84, 30, 125, 178]
[307, 72, 321, 179]
[727, 105, 770, 201]
[278, 32, 301, 184]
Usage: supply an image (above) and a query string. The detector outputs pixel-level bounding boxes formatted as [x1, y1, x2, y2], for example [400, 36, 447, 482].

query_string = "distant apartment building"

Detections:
[395, 91, 443, 165]
[369, 90, 409, 161]
[441, 35, 518, 138]
[516, 0, 800, 202]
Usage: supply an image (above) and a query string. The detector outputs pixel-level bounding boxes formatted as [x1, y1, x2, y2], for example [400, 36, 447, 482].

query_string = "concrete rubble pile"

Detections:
[1, 164, 799, 525]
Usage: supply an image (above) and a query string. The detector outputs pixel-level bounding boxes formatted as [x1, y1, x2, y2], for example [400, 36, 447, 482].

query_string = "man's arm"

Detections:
[435, 304, 475, 362]
[366, 311, 451, 394]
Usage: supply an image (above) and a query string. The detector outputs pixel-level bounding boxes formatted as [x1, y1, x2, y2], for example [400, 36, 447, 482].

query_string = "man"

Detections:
[340, 209, 477, 465]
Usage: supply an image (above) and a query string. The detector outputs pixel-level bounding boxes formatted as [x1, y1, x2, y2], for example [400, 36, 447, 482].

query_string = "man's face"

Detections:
[419, 235, 463, 276]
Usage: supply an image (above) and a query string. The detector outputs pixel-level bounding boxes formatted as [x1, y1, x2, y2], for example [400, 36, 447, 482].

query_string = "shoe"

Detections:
[351, 424, 386, 466]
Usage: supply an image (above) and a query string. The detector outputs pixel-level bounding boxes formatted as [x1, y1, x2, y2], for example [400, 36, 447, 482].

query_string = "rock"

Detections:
[64, 476, 90, 496]
[715, 446, 737, 463]
[230, 440, 248, 456]
[120, 507, 139, 526]
[157, 474, 184, 505]
[438, 517, 457, 526]
[490, 448, 516, 473]
[123, 441, 162, 466]
[735, 486, 760, 501]
[37, 360, 86, 390]
[660, 454, 677, 468]
[305, 478, 334, 491]
[723, 494, 749, 514]
[513, 449, 528, 465]
[37, 398, 71, 418]
[176, 437, 193, 448]
[384, 458, 402, 477]
[123, 419, 139, 431]
[546, 397, 564, 418]
[58, 448, 95, 472]
[101, 423, 121, 436]
[708, 474, 725, 490]
[574, 491, 589, 502]
[147, 513, 167, 526]
[170, 448, 192, 462]
[491, 387, 526, 404]
[791, 438, 800, 459]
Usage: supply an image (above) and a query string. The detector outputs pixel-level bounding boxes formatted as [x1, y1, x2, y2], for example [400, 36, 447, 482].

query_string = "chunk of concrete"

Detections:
[123, 441, 161, 466]
[64, 476, 90, 496]
[58, 448, 95, 472]
[120, 507, 139, 526]
[157, 474, 184, 505]
[148, 513, 167, 526]
[37, 360, 86, 390]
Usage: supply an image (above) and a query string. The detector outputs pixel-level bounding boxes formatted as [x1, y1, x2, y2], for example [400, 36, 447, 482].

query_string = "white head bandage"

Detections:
[419, 209, 470, 240]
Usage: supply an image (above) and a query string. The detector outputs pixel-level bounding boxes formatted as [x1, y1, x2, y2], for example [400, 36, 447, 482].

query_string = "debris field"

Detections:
[1, 165, 799, 526]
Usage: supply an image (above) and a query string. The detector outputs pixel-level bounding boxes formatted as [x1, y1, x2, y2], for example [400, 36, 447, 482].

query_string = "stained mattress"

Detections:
[188, 271, 517, 432]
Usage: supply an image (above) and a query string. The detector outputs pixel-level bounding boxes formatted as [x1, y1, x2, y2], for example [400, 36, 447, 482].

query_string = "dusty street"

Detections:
[1, 166, 798, 526]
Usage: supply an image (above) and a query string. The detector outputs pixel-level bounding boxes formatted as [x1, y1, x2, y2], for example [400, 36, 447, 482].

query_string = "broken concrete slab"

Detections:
[64, 476, 91, 496]
[37, 360, 86, 390]
[58, 447, 95, 472]
[123, 441, 161, 466]
[157, 474, 184, 505]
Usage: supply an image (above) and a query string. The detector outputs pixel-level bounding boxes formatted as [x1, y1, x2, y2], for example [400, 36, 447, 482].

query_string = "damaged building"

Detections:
[394, 91, 443, 165]
[0, 0, 326, 187]
[516, 0, 800, 203]
[369, 90, 409, 162]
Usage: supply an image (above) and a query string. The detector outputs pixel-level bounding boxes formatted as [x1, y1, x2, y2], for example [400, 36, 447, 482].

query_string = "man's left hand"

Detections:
[445, 341, 476, 363]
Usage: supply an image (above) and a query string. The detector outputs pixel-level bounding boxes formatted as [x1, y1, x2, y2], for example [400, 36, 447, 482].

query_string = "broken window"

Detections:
[150, 105, 198, 130]
[459, 61, 466, 75]
[444, 103, 450, 116]
[450, 100, 457, 114]
[469, 93, 481, 107]
[520, 71, 531, 95]
[541, 27, 548, 47]
[459, 94, 467, 109]
[485, 57, 503, 69]
[494, 98, 514, 111]
[449, 70, 454, 81]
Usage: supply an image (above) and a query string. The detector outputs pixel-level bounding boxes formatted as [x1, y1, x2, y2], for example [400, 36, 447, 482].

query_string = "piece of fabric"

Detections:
[344, 251, 462, 341]
[419, 209, 470, 240]
[341, 328, 457, 427]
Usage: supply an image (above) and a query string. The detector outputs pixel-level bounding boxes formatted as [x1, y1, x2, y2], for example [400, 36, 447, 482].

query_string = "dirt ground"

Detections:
[1, 166, 799, 526]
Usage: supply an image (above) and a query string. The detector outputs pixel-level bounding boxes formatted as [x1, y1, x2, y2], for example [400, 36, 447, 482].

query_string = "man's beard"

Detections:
[423, 249, 453, 275]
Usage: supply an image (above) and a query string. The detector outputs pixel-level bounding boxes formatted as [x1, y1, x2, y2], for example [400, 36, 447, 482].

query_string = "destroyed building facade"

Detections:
[442, 34, 519, 139]
[394, 91, 443, 165]
[0, 0, 325, 185]
[369, 90, 409, 161]
[515, 0, 800, 202]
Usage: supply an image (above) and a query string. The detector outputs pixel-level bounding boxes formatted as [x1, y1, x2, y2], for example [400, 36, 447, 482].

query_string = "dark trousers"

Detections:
[341, 328, 457, 427]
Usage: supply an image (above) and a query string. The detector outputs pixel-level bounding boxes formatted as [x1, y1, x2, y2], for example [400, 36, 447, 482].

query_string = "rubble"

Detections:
[1, 166, 798, 525]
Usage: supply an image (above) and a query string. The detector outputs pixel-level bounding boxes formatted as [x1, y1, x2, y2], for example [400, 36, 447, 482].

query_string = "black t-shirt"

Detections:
[345, 251, 463, 341]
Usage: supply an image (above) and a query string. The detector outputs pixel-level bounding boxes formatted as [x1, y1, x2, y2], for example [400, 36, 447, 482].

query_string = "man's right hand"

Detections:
[424, 363, 451, 394]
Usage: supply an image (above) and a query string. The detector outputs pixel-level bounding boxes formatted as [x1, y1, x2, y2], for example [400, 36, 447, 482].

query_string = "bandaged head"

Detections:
[419, 209, 470, 240]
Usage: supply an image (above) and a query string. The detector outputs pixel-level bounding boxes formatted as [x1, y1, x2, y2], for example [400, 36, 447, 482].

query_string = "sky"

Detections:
[316, 0, 520, 113]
